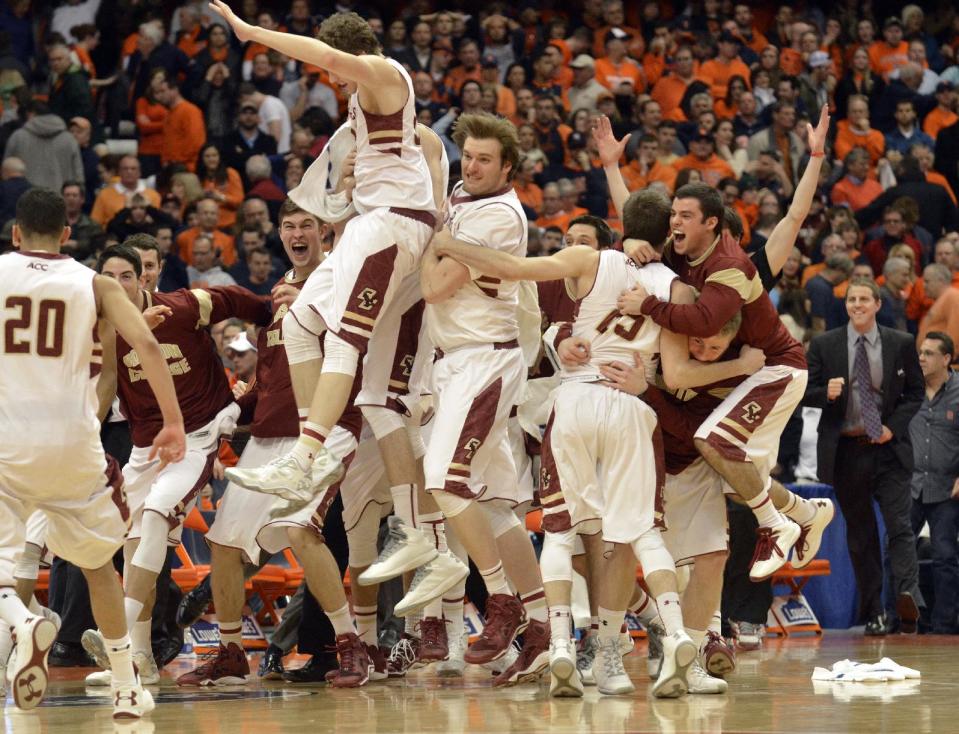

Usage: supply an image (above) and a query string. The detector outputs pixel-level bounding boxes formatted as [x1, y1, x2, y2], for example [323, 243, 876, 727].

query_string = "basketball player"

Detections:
[82, 241, 273, 685]
[435, 188, 759, 698]
[211, 7, 457, 601]
[595, 107, 831, 581]
[0, 188, 185, 719]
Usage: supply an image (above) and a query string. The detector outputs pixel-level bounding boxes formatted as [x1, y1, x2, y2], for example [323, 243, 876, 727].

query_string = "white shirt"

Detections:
[257, 95, 292, 153]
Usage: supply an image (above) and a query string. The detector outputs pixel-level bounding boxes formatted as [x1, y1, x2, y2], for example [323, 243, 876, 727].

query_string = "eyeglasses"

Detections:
[883, 218, 903, 224]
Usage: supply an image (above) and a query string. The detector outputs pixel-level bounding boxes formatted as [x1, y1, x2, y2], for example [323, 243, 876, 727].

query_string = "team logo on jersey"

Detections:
[540, 468, 552, 491]
[26, 262, 48, 271]
[741, 401, 762, 424]
[400, 354, 414, 377]
[357, 288, 378, 311]
[463, 437, 482, 460]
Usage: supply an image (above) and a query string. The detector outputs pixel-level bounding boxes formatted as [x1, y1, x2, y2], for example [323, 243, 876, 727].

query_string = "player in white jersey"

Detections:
[0, 188, 185, 719]
[435, 189, 761, 698]
[212, 5, 448, 577]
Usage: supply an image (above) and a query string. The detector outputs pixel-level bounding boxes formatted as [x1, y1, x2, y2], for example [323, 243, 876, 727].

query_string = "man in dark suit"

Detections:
[805, 278, 925, 635]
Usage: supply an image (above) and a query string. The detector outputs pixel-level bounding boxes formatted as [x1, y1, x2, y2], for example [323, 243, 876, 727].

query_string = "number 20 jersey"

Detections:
[0, 251, 103, 497]
[563, 250, 676, 383]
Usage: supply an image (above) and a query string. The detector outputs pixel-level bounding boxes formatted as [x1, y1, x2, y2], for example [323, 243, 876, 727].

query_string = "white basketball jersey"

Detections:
[427, 182, 528, 351]
[0, 251, 105, 498]
[563, 251, 676, 383]
[350, 58, 434, 215]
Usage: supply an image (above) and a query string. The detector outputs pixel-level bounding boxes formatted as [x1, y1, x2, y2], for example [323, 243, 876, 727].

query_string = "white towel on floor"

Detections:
[811, 657, 920, 682]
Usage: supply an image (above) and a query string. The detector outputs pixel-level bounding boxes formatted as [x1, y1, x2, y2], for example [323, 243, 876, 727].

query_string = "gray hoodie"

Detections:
[4, 114, 83, 192]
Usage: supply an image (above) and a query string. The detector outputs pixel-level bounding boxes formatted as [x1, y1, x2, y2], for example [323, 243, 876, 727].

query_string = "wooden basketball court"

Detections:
[8, 632, 957, 733]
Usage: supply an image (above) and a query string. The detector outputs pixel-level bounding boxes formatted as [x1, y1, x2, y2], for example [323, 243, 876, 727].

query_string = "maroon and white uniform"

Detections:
[0, 252, 127, 584]
[641, 232, 808, 490]
[117, 286, 271, 540]
[288, 58, 435, 377]
[541, 250, 675, 543]
[424, 182, 528, 504]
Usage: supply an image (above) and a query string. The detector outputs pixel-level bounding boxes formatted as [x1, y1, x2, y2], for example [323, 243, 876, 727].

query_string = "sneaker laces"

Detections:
[646, 623, 664, 659]
[336, 637, 358, 671]
[738, 621, 763, 639]
[750, 527, 784, 566]
[600, 638, 626, 679]
[577, 635, 597, 669]
[415, 618, 448, 648]
[377, 523, 407, 564]
[388, 638, 417, 668]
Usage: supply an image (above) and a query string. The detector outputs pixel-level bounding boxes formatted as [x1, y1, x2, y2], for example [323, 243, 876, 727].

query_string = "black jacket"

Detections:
[854, 177, 959, 239]
[803, 324, 923, 485]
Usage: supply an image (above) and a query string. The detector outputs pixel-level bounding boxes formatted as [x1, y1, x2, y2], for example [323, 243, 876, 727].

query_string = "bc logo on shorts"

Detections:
[741, 401, 762, 424]
[463, 437, 482, 460]
[357, 288, 379, 311]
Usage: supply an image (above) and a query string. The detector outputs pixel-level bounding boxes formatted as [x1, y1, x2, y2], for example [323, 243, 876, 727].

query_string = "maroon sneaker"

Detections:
[386, 635, 420, 677]
[327, 642, 388, 684]
[492, 619, 550, 687]
[416, 617, 449, 662]
[464, 594, 527, 665]
[176, 643, 250, 686]
[701, 631, 736, 677]
[329, 632, 370, 688]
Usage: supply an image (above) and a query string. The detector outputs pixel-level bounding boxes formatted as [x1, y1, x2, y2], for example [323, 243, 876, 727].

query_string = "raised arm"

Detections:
[434, 236, 596, 283]
[209, 0, 395, 89]
[592, 115, 631, 218]
[95, 275, 185, 464]
[763, 106, 829, 276]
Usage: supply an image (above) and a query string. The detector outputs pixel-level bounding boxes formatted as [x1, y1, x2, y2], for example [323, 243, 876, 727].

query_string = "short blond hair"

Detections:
[452, 113, 521, 180]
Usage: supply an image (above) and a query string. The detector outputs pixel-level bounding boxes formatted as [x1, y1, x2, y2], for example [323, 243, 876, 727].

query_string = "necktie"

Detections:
[854, 335, 882, 441]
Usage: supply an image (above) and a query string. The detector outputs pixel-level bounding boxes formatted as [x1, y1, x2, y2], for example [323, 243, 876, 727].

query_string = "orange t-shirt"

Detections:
[135, 97, 167, 157]
[592, 26, 645, 60]
[699, 57, 752, 101]
[202, 168, 245, 230]
[906, 272, 959, 322]
[620, 160, 678, 194]
[160, 99, 206, 171]
[830, 176, 883, 211]
[536, 211, 573, 233]
[927, 170, 958, 205]
[779, 48, 804, 76]
[444, 66, 483, 98]
[923, 107, 959, 140]
[673, 153, 735, 187]
[868, 41, 908, 79]
[651, 75, 697, 121]
[595, 57, 645, 94]
[833, 119, 885, 166]
[176, 228, 237, 268]
[918, 288, 959, 352]
[514, 181, 543, 215]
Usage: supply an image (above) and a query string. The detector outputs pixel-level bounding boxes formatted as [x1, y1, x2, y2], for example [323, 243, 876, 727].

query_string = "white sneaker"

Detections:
[358, 517, 439, 586]
[393, 551, 468, 617]
[749, 521, 801, 581]
[619, 631, 634, 657]
[686, 661, 728, 694]
[792, 499, 835, 568]
[735, 621, 764, 651]
[226, 454, 317, 504]
[652, 630, 697, 699]
[10, 616, 58, 710]
[436, 632, 467, 677]
[577, 635, 597, 685]
[646, 622, 665, 679]
[482, 642, 518, 675]
[86, 651, 160, 686]
[40, 607, 61, 632]
[112, 680, 155, 720]
[592, 636, 635, 695]
[548, 638, 583, 698]
[81, 628, 111, 669]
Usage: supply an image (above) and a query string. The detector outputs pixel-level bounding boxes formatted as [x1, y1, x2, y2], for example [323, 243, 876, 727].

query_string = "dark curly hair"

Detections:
[318, 12, 381, 55]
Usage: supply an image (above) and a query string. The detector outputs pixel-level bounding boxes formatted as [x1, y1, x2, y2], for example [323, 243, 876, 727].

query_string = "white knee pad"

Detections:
[13, 543, 43, 581]
[631, 528, 676, 577]
[540, 529, 576, 584]
[484, 501, 522, 539]
[431, 489, 473, 519]
[130, 510, 171, 574]
[321, 330, 360, 376]
[347, 507, 382, 568]
[406, 422, 426, 459]
[360, 405, 405, 440]
[283, 311, 324, 365]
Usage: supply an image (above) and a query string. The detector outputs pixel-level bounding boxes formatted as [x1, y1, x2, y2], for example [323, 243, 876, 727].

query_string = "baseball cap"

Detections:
[69, 116, 91, 131]
[718, 30, 740, 45]
[569, 54, 595, 69]
[567, 131, 587, 150]
[883, 16, 903, 30]
[227, 333, 257, 354]
[239, 104, 258, 113]
[604, 27, 632, 44]
[808, 50, 830, 69]
[481, 54, 498, 69]
[936, 80, 956, 94]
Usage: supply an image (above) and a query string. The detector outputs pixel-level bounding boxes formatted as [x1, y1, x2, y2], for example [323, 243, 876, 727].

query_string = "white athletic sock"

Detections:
[0, 588, 30, 627]
[0, 622, 14, 667]
[292, 422, 329, 471]
[389, 484, 417, 527]
[656, 592, 684, 636]
[325, 603, 355, 637]
[597, 606, 624, 641]
[629, 589, 659, 625]
[708, 612, 722, 636]
[131, 619, 152, 655]
[519, 588, 548, 623]
[219, 620, 243, 649]
[405, 610, 422, 638]
[418, 511, 447, 552]
[103, 635, 136, 685]
[124, 598, 145, 633]
[479, 563, 511, 597]
[686, 627, 706, 653]
[781, 492, 817, 525]
[423, 597, 443, 619]
[549, 605, 572, 643]
[442, 595, 465, 641]
[354, 605, 377, 644]
[746, 490, 786, 528]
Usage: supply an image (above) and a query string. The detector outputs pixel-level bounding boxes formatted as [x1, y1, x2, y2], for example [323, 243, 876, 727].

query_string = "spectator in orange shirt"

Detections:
[674, 129, 736, 187]
[176, 196, 237, 267]
[543, 43, 574, 91]
[443, 38, 483, 100]
[621, 133, 678, 193]
[906, 238, 959, 322]
[592, 0, 644, 60]
[715, 75, 747, 119]
[831, 147, 884, 211]
[700, 31, 752, 102]
[732, 4, 769, 56]
[91, 155, 161, 227]
[908, 143, 958, 205]
[197, 144, 245, 230]
[532, 94, 572, 168]
[834, 95, 886, 166]
[918, 264, 959, 350]
[479, 55, 517, 119]
[156, 75, 205, 171]
[558, 177, 588, 219]
[175, 5, 207, 58]
[869, 17, 909, 80]
[514, 156, 543, 217]
[651, 45, 701, 122]
[595, 28, 645, 95]
[536, 182, 573, 232]
[923, 82, 958, 140]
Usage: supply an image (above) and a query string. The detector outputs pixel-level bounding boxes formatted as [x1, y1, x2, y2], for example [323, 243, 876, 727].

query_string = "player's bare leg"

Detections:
[589, 542, 638, 695]
[695, 440, 801, 581]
